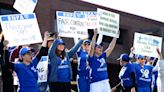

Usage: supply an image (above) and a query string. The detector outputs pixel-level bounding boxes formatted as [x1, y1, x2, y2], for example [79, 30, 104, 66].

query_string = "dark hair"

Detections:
[55, 48, 66, 59]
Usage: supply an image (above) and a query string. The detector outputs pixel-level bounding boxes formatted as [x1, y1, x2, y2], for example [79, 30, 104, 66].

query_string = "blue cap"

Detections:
[137, 55, 144, 59]
[19, 47, 31, 56]
[57, 39, 65, 45]
[117, 53, 130, 62]
[84, 40, 91, 44]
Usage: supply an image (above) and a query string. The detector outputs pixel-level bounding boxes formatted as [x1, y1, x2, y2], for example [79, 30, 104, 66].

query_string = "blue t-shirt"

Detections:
[57, 57, 70, 82]
[77, 48, 90, 77]
[14, 58, 39, 92]
[88, 52, 108, 83]
[119, 63, 135, 87]
[134, 63, 153, 87]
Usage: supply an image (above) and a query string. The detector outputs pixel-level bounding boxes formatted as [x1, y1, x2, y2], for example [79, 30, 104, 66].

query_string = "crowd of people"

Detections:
[0, 29, 164, 92]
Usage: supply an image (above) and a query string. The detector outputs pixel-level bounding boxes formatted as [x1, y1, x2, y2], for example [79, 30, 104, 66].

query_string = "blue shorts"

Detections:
[77, 75, 90, 92]
[137, 87, 151, 92]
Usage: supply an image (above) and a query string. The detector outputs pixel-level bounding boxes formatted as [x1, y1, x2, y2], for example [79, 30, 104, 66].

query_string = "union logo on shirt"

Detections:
[140, 69, 149, 78]
[97, 58, 106, 67]
[31, 66, 37, 72]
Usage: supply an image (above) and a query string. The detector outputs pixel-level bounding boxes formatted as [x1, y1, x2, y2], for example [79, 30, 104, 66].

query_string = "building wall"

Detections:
[1, 0, 163, 60]
[1, 0, 164, 88]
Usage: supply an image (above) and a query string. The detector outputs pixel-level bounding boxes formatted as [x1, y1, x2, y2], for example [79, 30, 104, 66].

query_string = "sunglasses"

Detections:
[140, 58, 145, 60]
[84, 43, 90, 46]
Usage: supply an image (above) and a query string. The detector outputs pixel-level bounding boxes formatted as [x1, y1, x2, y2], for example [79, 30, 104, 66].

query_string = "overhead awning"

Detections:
[81, 0, 164, 23]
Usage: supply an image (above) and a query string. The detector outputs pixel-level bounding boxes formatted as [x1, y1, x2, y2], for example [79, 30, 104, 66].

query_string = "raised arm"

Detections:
[68, 39, 83, 58]
[48, 37, 59, 59]
[35, 31, 50, 60]
[3, 40, 14, 70]
[33, 31, 51, 66]
[89, 29, 97, 57]
[157, 48, 163, 60]
[105, 37, 117, 57]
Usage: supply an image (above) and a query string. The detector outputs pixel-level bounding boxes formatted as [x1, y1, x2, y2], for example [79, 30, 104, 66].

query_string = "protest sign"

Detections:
[56, 11, 88, 39]
[133, 32, 162, 57]
[37, 56, 49, 83]
[97, 8, 120, 38]
[74, 11, 97, 29]
[0, 13, 42, 46]
[13, 0, 37, 14]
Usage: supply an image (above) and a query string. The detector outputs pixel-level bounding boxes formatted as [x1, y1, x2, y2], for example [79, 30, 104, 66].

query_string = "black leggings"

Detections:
[49, 82, 71, 92]
[122, 87, 133, 92]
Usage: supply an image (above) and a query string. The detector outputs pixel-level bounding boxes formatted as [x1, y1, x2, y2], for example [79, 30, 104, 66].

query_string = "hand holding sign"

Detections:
[44, 31, 50, 40]
[157, 48, 163, 59]
[94, 28, 98, 36]
[3, 40, 9, 48]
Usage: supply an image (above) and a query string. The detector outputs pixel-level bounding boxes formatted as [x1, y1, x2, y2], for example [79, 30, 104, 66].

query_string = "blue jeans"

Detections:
[77, 76, 90, 92]
[38, 82, 48, 92]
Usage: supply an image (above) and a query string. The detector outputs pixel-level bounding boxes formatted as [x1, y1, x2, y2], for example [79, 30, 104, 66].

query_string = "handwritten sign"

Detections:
[13, 0, 37, 14]
[133, 32, 162, 57]
[97, 8, 120, 38]
[0, 13, 42, 46]
[37, 56, 48, 83]
[74, 11, 97, 29]
[56, 11, 88, 39]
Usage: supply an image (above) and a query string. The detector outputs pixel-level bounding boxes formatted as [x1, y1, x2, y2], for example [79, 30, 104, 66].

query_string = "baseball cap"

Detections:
[19, 47, 31, 56]
[117, 53, 130, 62]
[84, 40, 91, 44]
[57, 39, 65, 45]
[137, 55, 144, 59]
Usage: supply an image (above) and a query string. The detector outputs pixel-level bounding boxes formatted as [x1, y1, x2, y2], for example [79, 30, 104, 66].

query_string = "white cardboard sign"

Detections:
[37, 56, 49, 83]
[56, 11, 88, 39]
[97, 8, 120, 38]
[133, 32, 162, 57]
[0, 13, 42, 46]
[13, 0, 37, 14]
[74, 11, 97, 29]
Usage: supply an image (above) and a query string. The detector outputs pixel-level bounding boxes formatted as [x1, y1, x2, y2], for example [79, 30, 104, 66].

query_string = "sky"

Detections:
[81, 0, 164, 23]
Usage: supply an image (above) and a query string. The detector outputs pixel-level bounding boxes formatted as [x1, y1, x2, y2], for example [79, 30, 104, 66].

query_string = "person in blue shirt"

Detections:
[76, 40, 91, 92]
[111, 53, 136, 92]
[3, 31, 50, 92]
[48, 37, 84, 92]
[134, 55, 153, 92]
[88, 29, 117, 92]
